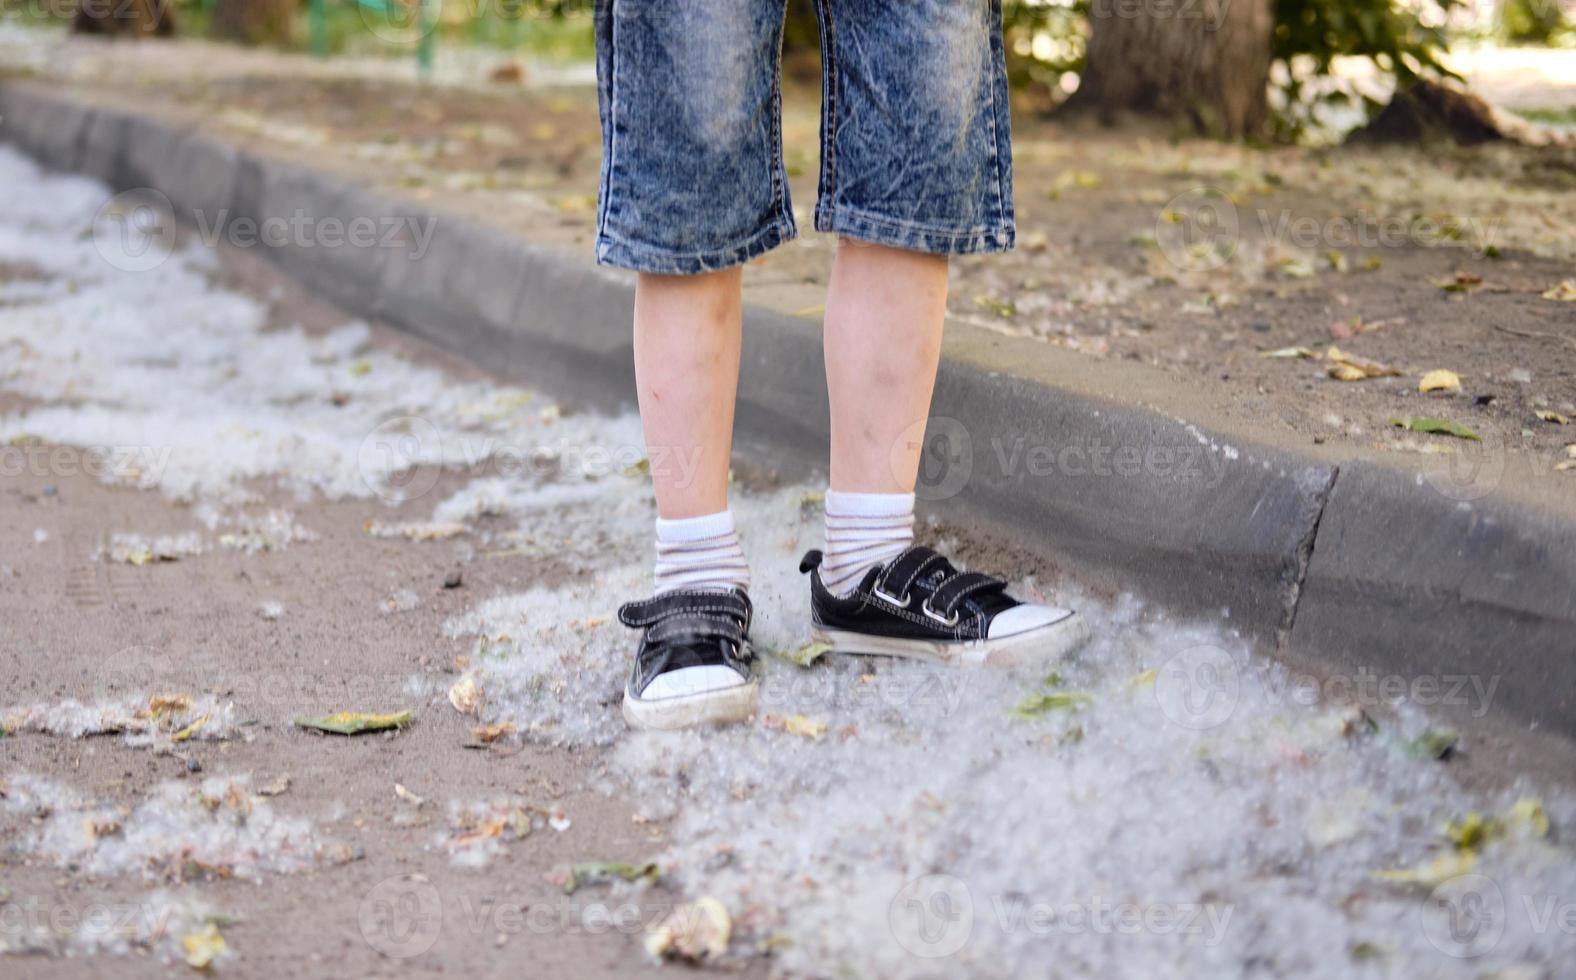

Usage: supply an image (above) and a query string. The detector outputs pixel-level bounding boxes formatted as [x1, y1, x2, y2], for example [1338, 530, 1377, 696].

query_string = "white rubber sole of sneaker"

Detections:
[621, 679, 760, 731]
[812, 611, 1092, 667]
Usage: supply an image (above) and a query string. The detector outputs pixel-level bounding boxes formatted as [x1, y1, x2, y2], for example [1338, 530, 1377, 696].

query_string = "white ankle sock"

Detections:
[820, 490, 915, 596]
[653, 509, 750, 594]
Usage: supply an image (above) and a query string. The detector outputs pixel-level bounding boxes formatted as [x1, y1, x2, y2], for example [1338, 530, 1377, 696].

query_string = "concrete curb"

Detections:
[4, 83, 1572, 739]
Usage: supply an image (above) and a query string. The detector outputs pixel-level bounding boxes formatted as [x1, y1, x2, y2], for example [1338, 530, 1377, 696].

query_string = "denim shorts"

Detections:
[593, 0, 1015, 274]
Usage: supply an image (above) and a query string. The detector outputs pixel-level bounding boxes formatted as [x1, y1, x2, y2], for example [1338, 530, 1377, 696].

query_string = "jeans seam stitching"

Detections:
[817, 0, 838, 215]
[984, 0, 1012, 232]
[596, 0, 619, 237]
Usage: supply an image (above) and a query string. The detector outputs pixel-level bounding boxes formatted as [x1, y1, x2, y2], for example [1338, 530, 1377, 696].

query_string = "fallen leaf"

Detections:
[1127, 669, 1157, 688]
[1438, 271, 1483, 293]
[564, 861, 660, 894]
[1374, 849, 1477, 887]
[763, 714, 827, 739]
[1260, 346, 1315, 359]
[171, 714, 208, 743]
[1012, 692, 1093, 718]
[645, 897, 730, 962]
[779, 640, 831, 666]
[1418, 370, 1462, 393]
[1534, 410, 1569, 425]
[293, 710, 413, 735]
[395, 783, 426, 807]
[472, 722, 515, 743]
[1279, 257, 1315, 279]
[149, 694, 194, 718]
[1391, 418, 1480, 441]
[1327, 346, 1401, 380]
[1541, 280, 1576, 301]
[1405, 728, 1460, 759]
[1444, 812, 1500, 853]
[182, 922, 227, 971]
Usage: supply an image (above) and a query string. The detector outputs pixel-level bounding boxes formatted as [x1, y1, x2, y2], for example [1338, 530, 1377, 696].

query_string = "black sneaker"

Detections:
[617, 588, 759, 730]
[800, 546, 1090, 666]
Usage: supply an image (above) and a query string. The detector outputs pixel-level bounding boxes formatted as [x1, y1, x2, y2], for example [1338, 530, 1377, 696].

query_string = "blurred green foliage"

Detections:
[1494, 0, 1567, 43]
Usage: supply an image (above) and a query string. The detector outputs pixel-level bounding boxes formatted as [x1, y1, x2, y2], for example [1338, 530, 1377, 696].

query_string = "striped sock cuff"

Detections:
[820, 490, 916, 596]
[654, 509, 750, 594]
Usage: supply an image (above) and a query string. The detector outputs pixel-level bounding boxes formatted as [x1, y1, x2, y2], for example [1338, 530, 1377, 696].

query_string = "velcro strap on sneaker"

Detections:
[928, 571, 1007, 617]
[645, 613, 747, 647]
[874, 547, 948, 601]
[618, 589, 752, 630]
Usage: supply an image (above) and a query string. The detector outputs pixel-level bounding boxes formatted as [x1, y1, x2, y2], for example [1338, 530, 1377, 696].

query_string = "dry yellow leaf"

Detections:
[1541, 280, 1576, 301]
[1535, 410, 1569, 425]
[645, 897, 731, 962]
[1374, 849, 1477, 886]
[782, 715, 827, 740]
[1327, 346, 1401, 380]
[171, 714, 208, 742]
[148, 694, 193, 718]
[1418, 369, 1462, 393]
[182, 922, 227, 971]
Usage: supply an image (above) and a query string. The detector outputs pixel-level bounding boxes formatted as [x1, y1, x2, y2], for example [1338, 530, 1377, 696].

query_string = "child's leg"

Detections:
[634, 269, 750, 596]
[824, 241, 949, 494]
[635, 268, 743, 520]
[817, 242, 947, 594]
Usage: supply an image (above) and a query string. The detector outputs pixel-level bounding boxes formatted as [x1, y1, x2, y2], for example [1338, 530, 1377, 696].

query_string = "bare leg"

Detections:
[823, 241, 950, 493]
[633, 268, 743, 520]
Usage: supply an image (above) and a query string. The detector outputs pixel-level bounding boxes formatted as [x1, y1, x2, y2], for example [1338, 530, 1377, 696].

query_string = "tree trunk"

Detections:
[72, 0, 177, 38]
[1059, 0, 1273, 139]
[210, 0, 298, 47]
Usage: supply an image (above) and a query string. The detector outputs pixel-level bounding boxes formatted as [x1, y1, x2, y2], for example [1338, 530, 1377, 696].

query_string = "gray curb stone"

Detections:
[1289, 461, 1576, 734]
[3, 82, 1571, 740]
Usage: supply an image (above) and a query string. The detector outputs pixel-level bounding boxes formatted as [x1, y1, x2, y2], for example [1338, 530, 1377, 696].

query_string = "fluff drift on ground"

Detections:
[443, 481, 1576, 978]
[1, 772, 352, 880]
[0, 146, 590, 519]
[2, 693, 242, 748]
[0, 886, 231, 966]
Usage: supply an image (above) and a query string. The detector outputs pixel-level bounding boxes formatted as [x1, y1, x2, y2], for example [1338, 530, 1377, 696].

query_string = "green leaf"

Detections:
[1405, 728, 1459, 760]
[293, 710, 413, 735]
[1391, 418, 1480, 441]
[565, 861, 660, 894]
[777, 641, 832, 667]
[1012, 692, 1092, 718]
